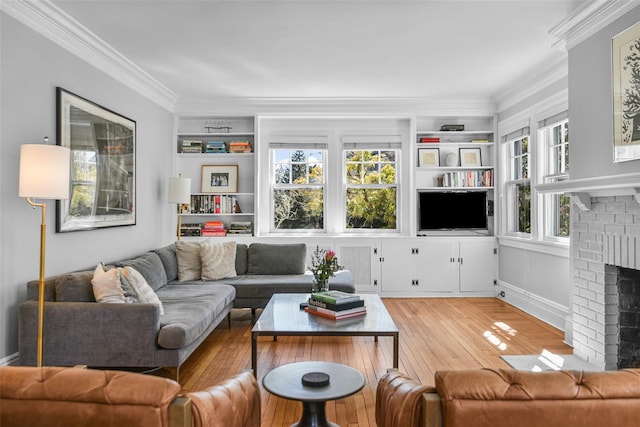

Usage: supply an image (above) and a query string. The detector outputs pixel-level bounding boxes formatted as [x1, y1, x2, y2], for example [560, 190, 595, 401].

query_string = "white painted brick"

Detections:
[616, 213, 634, 224]
[606, 201, 627, 213]
[605, 224, 626, 234]
[597, 213, 616, 224]
[605, 324, 619, 335]
[587, 318, 605, 334]
[579, 269, 597, 282]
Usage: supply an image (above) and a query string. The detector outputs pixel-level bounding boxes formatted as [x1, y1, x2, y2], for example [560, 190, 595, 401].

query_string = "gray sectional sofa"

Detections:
[18, 242, 354, 380]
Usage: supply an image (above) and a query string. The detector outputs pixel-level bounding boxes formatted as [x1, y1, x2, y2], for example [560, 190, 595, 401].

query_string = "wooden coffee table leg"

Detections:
[294, 400, 338, 427]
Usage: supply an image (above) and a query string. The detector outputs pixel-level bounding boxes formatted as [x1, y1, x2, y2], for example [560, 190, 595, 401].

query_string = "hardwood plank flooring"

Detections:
[178, 298, 571, 427]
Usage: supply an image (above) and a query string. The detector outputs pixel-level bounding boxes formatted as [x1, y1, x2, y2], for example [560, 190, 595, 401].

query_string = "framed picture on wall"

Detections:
[418, 148, 440, 167]
[459, 147, 482, 167]
[613, 21, 640, 162]
[56, 87, 136, 232]
[201, 164, 238, 193]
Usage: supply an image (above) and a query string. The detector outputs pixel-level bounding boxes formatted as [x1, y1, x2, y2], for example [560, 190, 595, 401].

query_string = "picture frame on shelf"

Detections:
[56, 87, 136, 232]
[418, 148, 440, 167]
[459, 147, 482, 167]
[612, 21, 640, 162]
[201, 164, 238, 193]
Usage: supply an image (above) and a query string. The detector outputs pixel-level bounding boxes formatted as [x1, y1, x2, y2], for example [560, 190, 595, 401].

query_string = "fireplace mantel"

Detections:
[536, 172, 640, 211]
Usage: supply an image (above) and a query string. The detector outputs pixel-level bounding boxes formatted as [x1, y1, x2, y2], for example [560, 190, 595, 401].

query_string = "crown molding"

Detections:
[549, 0, 640, 51]
[493, 56, 568, 113]
[1, 0, 178, 111]
[174, 96, 497, 117]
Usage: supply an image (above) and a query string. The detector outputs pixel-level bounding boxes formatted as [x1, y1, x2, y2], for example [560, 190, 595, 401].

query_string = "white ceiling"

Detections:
[51, 0, 584, 106]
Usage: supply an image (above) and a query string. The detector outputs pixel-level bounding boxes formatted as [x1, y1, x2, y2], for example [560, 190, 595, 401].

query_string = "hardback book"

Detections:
[310, 290, 362, 305]
[304, 306, 366, 320]
[306, 304, 366, 317]
[419, 137, 440, 143]
[308, 297, 365, 311]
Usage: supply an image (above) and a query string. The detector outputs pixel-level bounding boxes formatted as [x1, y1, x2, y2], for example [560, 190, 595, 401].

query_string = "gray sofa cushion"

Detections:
[247, 243, 306, 275]
[153, 244, 178, 282]
[54, 271, 95, 302]
[232, 270, 354, 300]
[155, 284, 236, 349]
[116, 252, 167, 291]
[235, 243, 248, 275]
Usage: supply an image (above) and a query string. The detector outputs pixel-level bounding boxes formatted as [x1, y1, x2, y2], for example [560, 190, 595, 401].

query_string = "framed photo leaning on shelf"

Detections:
[418, 148, 440, 167]
[201, 164, 238, 193]
[459, 147, 482, 167]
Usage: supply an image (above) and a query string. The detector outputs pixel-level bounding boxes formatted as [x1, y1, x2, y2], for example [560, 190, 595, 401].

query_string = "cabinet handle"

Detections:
[374, 279, 378, 287]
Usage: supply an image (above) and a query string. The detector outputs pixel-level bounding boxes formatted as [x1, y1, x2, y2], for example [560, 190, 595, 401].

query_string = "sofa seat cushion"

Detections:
[155, 284, 235, 349]
[231, 270, 355, 300]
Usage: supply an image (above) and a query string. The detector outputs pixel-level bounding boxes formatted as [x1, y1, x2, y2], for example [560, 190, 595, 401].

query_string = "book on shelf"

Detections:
[470, 139, 489, 143]
[204, 141, 227, 153]
[308, 297, 365, 311]
[228, 141, 252, 153]
[189, 195, 240, 214]
[181, 139, 203, 153]
[439, 170, 493, 188]
[419, 137, 440, 143]
[304, 306, 366, 320]
[310, 290, 362, 305]
[228, 221, 253, 235]
[180, 223, 202, 237]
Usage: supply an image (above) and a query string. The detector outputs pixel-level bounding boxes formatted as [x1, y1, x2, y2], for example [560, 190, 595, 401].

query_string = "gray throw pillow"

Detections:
[247, 243, 306, 275]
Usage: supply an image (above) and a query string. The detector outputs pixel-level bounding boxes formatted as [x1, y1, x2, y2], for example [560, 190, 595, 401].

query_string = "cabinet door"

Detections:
[380, 241, 418, 292]
[335, 241, 381, 294]
[381, 240, 458, 293]
[415, 241, 459, 292]
[458, 238, 497, 292]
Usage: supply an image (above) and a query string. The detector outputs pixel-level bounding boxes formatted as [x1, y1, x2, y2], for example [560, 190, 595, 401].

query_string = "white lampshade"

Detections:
[19, 144, 70, 200]
[168, 176, 191, 204]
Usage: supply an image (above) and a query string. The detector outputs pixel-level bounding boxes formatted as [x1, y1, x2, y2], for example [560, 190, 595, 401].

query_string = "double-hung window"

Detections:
[270, 139, 326, 231]
[539, 117, 570, 239]
[505, 129, 531, 235]
[344, 146, 398, 230]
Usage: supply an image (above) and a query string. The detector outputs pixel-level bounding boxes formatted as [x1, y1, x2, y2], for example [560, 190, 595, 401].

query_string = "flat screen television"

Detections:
[418, 190, 488, 234]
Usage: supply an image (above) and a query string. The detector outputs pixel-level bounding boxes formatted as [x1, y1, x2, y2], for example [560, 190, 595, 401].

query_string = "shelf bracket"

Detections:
[570, 192, 591, 211]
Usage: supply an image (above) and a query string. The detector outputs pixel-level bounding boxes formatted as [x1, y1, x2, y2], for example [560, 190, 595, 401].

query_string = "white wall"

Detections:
[569, 6, 640, 180]
[496, 69, 571, 331]
[0, 13, 175, 361]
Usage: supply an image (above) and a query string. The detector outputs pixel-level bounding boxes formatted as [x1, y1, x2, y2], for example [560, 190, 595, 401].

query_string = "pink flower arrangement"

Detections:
[310, 246, 343, 284]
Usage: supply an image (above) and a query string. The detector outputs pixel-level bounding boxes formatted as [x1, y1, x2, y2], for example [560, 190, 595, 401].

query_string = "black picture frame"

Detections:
[56, 88, 136, 232]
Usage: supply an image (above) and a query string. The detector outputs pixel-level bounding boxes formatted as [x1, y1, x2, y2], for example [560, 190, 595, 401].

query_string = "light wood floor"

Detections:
[178, 298, 571, 427]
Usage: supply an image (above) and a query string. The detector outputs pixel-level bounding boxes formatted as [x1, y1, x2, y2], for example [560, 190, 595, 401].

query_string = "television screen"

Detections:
[418, 191, 488, 231]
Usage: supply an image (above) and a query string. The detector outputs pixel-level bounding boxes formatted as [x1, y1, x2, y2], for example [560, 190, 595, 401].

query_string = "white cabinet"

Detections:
[334, 240, 382, 294]
[380, 238, 497, 295]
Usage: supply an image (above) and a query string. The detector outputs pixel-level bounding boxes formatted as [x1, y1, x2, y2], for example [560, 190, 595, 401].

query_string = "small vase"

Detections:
[312, 277, 329, 293]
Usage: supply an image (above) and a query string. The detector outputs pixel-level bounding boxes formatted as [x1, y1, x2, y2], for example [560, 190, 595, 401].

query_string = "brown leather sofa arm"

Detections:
[376, 369, 439, 427]
[185, 370, 261, 427]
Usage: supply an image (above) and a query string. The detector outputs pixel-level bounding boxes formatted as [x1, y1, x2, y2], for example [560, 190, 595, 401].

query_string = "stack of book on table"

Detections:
[305, 290, 366, 320]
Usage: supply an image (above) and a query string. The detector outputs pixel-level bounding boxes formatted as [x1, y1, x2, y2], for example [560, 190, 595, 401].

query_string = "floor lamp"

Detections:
[169, 174, 191, 240]
[18, 139, 70, 367]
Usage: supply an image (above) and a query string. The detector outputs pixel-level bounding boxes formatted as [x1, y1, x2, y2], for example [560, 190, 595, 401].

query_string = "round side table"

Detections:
[262, 361, 365, 427]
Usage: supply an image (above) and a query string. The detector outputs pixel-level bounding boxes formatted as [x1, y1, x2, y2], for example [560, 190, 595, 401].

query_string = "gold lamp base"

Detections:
[26, 197, 47, 367]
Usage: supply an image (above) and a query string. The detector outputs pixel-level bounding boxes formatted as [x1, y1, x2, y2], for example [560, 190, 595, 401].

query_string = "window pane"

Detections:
[346, 188, 396, 229]
[72, 150, 97, 182]
[548, 193, 570, 237]
[69, 184, 96, 216]
[275, 163, 290, 184]
[516, 182, 531, 233]
[273, 188, 324, 230]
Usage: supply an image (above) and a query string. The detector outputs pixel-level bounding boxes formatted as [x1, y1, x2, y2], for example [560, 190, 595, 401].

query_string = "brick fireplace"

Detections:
[571, 193, 640, 370]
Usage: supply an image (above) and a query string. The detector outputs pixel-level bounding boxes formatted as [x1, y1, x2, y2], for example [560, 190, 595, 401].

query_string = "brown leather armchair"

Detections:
[0, 366, 260, 427]
[376, 368, 640, 427]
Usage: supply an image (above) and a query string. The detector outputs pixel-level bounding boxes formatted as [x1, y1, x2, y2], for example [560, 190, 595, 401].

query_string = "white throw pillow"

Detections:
[120, 266, 165, 315]
[90, 263, 125, 304]
[201, 240, 237, 281]
[175, 240, 202, 281]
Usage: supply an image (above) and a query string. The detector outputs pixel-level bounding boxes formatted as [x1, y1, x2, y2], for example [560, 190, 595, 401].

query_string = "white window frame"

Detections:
[342, 144, 400, 233]
[503, 131, 531, 237]
[269, 138, 328, 233]
[538, 117, 569, 243]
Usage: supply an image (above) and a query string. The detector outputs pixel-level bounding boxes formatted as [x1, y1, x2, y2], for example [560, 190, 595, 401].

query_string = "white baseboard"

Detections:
[1, 352, 19, 366]
[496, 280, 569, 331]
